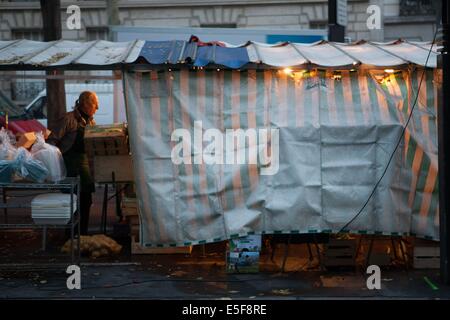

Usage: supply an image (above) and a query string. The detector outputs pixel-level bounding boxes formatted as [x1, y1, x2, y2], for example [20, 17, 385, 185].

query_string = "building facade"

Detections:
[0, 0, 440, 42]
[0, 0, 440, 105]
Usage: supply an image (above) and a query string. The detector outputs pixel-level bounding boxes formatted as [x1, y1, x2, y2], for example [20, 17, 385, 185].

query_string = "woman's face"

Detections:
[81, 94, 99, 117]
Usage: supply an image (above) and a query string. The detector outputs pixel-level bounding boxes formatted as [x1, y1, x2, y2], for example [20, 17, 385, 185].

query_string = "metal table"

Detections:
[0, 177, 81, 267]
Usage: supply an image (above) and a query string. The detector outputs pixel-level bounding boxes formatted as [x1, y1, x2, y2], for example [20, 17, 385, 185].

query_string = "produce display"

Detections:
[0, 128, 17, 161]
[0, 128, 66, 183]
[61, 234, 122, 258]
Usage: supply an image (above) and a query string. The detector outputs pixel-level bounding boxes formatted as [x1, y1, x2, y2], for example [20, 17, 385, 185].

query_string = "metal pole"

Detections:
[40, 0, 66, 133]
[2, 187, 7, 224]
[328, 0, 345, 42]
[439, 0, 450, 285]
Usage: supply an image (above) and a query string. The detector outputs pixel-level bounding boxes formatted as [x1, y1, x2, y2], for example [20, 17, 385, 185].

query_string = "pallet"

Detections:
[324, 239, 356, 267]
[125, 214, 140, 240]
[131, 236, 193, 255]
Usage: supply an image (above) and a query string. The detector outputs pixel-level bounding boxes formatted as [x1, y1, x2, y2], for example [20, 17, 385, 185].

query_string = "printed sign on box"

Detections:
[227, 251, 260, 273]
[229, 235, 261, 252]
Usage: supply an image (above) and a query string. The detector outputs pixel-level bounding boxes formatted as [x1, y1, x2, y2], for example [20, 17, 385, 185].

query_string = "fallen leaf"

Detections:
[170, 271, 188, 277]
[272, 289, 292, 295]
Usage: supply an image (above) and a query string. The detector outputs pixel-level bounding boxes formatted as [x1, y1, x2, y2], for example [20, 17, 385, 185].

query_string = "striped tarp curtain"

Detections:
[124, 68, 439, 247]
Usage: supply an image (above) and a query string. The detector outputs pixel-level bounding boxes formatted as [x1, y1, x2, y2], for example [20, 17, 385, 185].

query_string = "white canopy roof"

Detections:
[0, 39, 144, 67]
[0, 38, 440, 69]
[245, 40, 440, 68]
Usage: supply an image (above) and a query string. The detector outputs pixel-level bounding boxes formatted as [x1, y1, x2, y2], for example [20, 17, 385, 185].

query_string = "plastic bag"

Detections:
[31, 132, 66, 182]
[0, 128, 17, 161]
[0, 159, 13, 182]
[12, 147, 49, 183]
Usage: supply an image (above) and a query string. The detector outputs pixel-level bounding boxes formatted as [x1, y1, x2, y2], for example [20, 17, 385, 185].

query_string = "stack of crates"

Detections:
[413, 238, 440, 269]
[323, 238, 357, 269]
[121, 195, 140, 242]
[84, 123, 133, 183]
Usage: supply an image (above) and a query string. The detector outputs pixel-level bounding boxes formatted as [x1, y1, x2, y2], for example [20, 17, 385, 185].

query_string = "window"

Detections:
[200, 23, 237, 28]
[26, 96, 47, 120]
[309, 21, 328, 30]
[11, 28, 43, 41]
[400, 0, 436, 16]
[86, 27, 109, 41]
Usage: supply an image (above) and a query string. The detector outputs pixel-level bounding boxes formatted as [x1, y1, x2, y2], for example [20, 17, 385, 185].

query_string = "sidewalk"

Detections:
[1, 188, 450, 300]
[1, 260, 449, 299]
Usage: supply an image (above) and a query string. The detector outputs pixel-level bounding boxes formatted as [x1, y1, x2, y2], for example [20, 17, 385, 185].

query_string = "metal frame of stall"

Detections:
[0, 177, 81, 269]
[0, 50, 447, 277]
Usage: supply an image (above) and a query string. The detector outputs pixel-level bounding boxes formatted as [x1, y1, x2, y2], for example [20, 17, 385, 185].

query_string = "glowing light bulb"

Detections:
[283, 67, 293, 75]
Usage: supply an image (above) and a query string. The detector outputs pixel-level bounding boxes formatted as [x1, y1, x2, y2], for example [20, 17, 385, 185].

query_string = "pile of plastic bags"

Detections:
[31, 132, 66, 182]
[61, 234, 122, 258]
[0, 128, 66, 183]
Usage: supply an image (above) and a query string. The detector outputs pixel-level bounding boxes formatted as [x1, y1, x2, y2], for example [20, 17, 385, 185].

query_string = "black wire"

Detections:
[337, 29, 439, 234]
[106, 185, 129, 202]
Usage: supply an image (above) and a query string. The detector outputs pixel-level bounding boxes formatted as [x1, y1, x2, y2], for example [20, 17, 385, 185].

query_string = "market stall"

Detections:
[0, 38, 442, 249]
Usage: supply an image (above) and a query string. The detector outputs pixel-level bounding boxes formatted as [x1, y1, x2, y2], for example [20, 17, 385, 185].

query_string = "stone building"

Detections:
[0, 0, 440, 105]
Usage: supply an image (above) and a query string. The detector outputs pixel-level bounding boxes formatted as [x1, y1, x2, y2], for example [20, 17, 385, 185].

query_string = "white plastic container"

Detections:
[31, 193, 77, 225]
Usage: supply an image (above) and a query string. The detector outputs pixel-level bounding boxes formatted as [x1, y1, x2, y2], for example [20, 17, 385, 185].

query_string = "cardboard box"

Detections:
[16, 132, 36, 149]
[229, 235, 262, 252]
[93, 154, 134, 182]
[43, 129, 51, 140]
[226, 251, 260, 273]
[84, 123, 129, 156]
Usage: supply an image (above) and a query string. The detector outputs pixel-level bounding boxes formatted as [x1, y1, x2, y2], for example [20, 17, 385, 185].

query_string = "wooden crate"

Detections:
[324, 239, 357, 267]
[124, 183, 136, 198]
[131, 236, 193, 255]
[122, 197, 138, 217]
[85, 124, 129, 156]
[414, 246, 440, 269]
[93, 155, 134, 183]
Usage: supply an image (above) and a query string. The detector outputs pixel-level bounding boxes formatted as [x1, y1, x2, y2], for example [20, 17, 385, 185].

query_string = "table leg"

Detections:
[42, 226, 47, 251]
[281, 235, 291, 273]
[101, 183, 108, 234]
[2, 188, 7, 224]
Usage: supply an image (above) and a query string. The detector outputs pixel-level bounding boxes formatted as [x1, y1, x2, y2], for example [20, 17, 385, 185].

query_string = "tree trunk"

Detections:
[40, 0, 66, 132]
